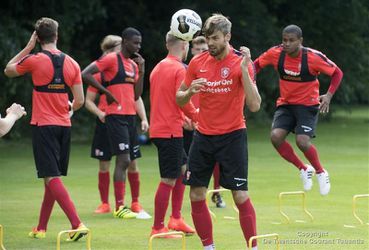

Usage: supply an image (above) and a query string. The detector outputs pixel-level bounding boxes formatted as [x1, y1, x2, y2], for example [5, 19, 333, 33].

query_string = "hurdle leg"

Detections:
[248, 233, 280, 250]
[353, 194, 369, 225]
[56, 228, 91, 250]
[148, 231, 185, 250]
[206, 188, 238, 220]
[278, 191, 314, 224]
[0, 225, 6, 250]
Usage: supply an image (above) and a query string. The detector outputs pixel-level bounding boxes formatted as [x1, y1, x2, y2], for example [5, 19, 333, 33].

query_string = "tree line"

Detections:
[1, 0, 368, 139]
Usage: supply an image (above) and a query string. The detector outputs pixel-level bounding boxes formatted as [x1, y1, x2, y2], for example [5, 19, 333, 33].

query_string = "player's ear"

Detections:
[225, 33, 231, 42]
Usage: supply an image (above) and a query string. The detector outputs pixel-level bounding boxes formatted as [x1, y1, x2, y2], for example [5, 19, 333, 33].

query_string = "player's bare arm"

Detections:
[135, 96, 149, 132]
[176, 78, 206, 106]
[85, 91, 106, 123]
[70, 83, 84, 111]
[82, 63, 119, 104]
[4, 31, 38, 77]
[132, 52, 145, 100]
[240, 46, 261, 112]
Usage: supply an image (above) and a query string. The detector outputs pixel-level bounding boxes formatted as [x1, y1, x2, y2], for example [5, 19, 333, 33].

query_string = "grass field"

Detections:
[0, 107, 368, 250]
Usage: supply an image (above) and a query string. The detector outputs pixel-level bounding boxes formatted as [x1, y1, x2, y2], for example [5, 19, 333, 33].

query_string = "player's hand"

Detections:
[183, 116, 194, 131]
[240, 46, 251, 69]
[141, 120, 149, 132]
[98, 111, 106, 123]
[132, 53, 145, 74]
[68, 101, 74, 118]
[319, 93, 333, 114]
[26, 31, 38, 51]
[189, 78, 206, 94]
[6, 103, 26, 119]
[106, 91, 119, 105]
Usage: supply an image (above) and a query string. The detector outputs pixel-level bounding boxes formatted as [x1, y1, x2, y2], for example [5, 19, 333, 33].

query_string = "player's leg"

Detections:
[271, 106, 313, 190]
[294, 105, 330, 195]
[169, 152, 195, 234]
[31, 126, 86, 240]
[105, 115, 136, 217]
[127, 118, 144, 212]
[216, 129, 257, 249]
[184, 131, 215, 249]
[91, 118, 112, 213]
[151, 138, 191, 237]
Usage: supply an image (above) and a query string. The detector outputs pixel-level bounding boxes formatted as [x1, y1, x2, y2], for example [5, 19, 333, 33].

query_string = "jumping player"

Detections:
[254, 24, 343, 195]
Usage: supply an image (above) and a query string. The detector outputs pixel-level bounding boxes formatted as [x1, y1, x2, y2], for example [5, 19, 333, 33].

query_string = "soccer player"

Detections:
[149, 32, 196, 237]
[0, 103, 26, 137]
[4, 17, 88, 241]
[186, 36, 226, 208]
[254, 24, 343, 195]
[176, 14, 261, 250]
[85, 35, 149, 215]
[82, 27, 144, 219]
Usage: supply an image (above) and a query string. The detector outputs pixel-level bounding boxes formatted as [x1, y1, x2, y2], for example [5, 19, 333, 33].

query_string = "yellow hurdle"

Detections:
[278, 191, 314, 223]
[0, 225, 6, 250]
[248, 233, 280, 250]
[148, 231, 186, 250]
[352, 194, 369, 225]
[206, 188, 239, 220]
[56, 228, 91, 250]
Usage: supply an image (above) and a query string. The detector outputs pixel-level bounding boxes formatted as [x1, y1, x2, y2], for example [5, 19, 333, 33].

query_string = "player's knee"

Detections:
[296, 136, 310, 151]
[189, 187, 207, 201]
[232, 190, 249, 205]
[270, 131, 283, 146]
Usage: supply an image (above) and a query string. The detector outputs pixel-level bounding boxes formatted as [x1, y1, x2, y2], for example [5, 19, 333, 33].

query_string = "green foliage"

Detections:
[1, 0, 368, 139]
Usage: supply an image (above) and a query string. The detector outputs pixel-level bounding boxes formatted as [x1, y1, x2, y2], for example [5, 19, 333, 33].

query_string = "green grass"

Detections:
[0, 106, 368, 250]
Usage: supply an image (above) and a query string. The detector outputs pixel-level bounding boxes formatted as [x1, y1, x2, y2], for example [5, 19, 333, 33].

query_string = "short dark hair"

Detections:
[283, 24, 303, 38]
[35, 17, 58, 44]
[121, 27, 141, 40]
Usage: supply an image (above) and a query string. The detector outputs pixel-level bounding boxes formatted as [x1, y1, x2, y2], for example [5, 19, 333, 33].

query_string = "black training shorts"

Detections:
[32, 125, 71, 178]
[184, 129, 249, 191]
[272, 104, 319, 137]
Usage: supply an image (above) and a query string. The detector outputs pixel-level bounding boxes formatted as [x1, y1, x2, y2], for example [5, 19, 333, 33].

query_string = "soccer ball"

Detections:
[170, 9, 202, 41]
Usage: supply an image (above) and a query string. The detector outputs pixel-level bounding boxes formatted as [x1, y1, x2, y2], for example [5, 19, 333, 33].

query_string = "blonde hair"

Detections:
[203, 14, 231, 37]
[100, 35, 122, 53]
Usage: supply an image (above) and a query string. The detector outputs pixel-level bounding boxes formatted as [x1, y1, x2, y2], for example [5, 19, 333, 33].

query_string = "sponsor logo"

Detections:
[119, 143, 129, 151]
[284, 68, 300, 76]
[301, 125, 312, 132]
[95, 149, 104, 156]
[220, 67, 230, 78]
[234, 177, 247, 181]
[236, 182, 246, 187]
[199, 69, 207, 73]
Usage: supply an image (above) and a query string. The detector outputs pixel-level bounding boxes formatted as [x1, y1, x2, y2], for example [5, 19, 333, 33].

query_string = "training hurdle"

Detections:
[0, 225, 5, 250]
[275, 191, 314, 224]
[148, 231, 186, 250]
[56, 227, 91, 250]
[248, 233, 280, 250]
[344, 194, 369, 228]
[206, 188, 239, 220]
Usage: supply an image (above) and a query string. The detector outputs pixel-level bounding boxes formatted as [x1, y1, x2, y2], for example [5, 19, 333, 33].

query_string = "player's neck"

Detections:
[121, 48, 131, 59]
[41, 43, 57, 51]
[168, 50, 183, 61]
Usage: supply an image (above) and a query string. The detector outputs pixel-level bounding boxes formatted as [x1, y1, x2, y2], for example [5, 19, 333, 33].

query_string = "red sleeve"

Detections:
[95, 53, 116, 74]
[175, 66, 186, 90]
[184, 58, 197, 87]
[328, 67, 343, 95]
[15, 54, 35, 75]
[308, 50, 337, 76]
[68, 57, 82, 86]
[253, 59, 261, 74]
[256, 46, 280, 68]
